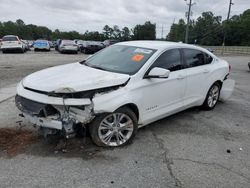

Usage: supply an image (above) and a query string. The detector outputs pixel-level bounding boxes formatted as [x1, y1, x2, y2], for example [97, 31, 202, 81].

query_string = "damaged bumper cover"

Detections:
[16, 83, 95, 133]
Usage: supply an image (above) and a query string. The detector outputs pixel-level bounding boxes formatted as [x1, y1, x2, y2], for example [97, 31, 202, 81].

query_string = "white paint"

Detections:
[22, 63, 130, 92]
[17, 41, 233, 130]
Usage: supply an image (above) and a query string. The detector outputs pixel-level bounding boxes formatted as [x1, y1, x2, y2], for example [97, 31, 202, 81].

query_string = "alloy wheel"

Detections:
[207, 85, 220, 108]
[98, 113, 134, 146]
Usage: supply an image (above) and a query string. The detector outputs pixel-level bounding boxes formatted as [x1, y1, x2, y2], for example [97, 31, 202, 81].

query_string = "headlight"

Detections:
[54, 87, 76, 93]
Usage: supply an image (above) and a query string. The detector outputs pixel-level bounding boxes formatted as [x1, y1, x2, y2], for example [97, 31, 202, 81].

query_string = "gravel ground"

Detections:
[0, 50, 250, 188]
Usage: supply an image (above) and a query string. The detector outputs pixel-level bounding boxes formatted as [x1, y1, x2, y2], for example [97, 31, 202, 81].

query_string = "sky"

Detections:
[0, 0, 249, 38]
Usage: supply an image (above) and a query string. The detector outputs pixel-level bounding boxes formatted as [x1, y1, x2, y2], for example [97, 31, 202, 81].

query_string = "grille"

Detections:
[15, 95, 58, 117]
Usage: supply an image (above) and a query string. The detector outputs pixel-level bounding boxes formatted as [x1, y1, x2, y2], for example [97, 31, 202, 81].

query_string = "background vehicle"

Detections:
[33, 40, 50, 51]
[21, 40, 30, 51]
[1, 35, 25, 53]
[55, 39, 62, 51]
[80, 41, 104, 54]
[27, 40, 34, 48]
[58, 40, 78, 54]
[103, 39, 119, 47]
[16, 41, 233, 147]
[48, 41, 55, 48]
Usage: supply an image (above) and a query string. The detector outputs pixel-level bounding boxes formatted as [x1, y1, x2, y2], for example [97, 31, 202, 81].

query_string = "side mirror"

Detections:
[145, 67, 170, 79]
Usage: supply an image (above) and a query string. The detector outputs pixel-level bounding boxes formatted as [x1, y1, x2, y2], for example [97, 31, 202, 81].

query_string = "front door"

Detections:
[135, 49, 187, 125]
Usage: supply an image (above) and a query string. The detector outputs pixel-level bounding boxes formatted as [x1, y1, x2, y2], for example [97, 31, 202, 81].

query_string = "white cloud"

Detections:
[0, 0, 248, 38]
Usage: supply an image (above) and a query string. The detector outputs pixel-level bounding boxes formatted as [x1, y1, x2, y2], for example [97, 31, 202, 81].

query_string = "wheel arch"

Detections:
[116, 103, 139, 121]
[214, 80, 223, 89]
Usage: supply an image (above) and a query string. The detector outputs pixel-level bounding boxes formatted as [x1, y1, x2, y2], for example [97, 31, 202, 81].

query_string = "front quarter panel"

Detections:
[92, 85, 143, 123]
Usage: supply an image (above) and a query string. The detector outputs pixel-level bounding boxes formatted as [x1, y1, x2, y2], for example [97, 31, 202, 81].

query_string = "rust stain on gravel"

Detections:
[0, 128, 35, 157]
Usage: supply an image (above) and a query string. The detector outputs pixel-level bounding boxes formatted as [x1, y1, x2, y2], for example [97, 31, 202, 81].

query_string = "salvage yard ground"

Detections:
[0, 50, 250, 187]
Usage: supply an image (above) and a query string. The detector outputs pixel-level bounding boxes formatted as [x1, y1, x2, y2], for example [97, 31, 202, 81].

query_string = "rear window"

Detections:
[62, 40, 75, 45]
[34, 40, 48, 44]
[2, 36, 18, 41]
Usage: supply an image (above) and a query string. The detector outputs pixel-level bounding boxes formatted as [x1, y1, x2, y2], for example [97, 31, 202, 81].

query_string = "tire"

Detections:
[201, 82, 221, 110]
[2, 50, 6, 54]
[89, 107, 138, 147]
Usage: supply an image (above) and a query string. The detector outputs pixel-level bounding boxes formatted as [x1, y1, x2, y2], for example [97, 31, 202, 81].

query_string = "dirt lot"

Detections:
[0, 50, 250, 188]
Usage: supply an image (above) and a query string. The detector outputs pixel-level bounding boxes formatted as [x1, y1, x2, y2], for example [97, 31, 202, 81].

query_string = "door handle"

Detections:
[203, 69, 210, 73]
[177, 75, 185, 80]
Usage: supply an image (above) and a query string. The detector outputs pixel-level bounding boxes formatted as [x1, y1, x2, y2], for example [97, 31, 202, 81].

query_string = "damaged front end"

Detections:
[15, 95, 94, 138]
[15, 81, 128, 138]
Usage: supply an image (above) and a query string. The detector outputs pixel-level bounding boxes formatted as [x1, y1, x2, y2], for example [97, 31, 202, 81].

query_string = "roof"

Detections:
[3, 35, 18, 38]
[116, 40, 199, 51]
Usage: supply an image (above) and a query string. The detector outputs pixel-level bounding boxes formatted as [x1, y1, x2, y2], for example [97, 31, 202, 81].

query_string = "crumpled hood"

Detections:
[22, 63, 130, 92]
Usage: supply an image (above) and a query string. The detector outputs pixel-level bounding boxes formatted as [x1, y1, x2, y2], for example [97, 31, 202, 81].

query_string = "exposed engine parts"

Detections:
[15, 95, 95, 138]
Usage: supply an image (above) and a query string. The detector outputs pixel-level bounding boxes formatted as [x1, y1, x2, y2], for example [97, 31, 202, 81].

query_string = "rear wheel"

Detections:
[89, 107, 138, 147]
[202, 82, 221, 110]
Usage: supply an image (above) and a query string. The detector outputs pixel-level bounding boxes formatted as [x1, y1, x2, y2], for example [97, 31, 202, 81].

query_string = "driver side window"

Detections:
[151, 49, 182, 72]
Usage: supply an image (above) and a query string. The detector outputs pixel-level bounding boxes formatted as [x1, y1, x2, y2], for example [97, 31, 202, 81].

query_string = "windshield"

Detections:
[82, 45, 156, 75]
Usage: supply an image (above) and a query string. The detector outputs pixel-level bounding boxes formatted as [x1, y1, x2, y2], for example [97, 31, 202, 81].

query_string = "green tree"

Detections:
[132, 21, 156, 40]
[121, 27, 131, 41]
[166, 19, 186, 42]
[192, 12, 222, 45]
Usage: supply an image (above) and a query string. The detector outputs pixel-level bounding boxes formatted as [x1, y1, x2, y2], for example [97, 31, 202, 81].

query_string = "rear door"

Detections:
[182, 48, 214, 106]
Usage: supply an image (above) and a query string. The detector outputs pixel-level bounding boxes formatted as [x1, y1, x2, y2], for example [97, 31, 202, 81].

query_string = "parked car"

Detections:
[21, 40, 30, 51]
[48, 41, 55, 48]
[80, 41, 104, 54]
[55, 39, 62, 51]
[33, 40, 50, 51]
[58, 40, 78, 54]
[27, 40, 34, 48]
[1, 35, 26, 53]
[15, 41, 234, 147]
[103, 39, 119, 47]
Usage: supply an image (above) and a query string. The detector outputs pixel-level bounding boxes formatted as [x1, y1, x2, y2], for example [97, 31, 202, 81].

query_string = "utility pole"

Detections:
[227, 0, 233, 20]
[185, 0, 195, 43]
[222, 0, 234, 53]
[161, 24, 164, 40]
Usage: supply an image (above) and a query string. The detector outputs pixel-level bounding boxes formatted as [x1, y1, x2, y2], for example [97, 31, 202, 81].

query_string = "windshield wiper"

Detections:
[80, 61, 107, 71]
[89, 65, 107, 71]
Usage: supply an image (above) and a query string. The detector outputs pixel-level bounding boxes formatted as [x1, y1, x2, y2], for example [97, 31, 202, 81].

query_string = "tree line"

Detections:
[1, 8, 249, 46]
[0, 20, 156, 41]
[167, 9, 250, 46]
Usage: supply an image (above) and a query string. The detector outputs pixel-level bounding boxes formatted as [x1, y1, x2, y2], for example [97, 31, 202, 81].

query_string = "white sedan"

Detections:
[58, 40, 78, 54]
[15, 41, 234, 147]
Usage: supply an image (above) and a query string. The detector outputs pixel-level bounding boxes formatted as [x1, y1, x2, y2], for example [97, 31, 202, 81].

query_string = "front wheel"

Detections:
[89, 107, 138, 147]
[202, 82, 221, 110]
